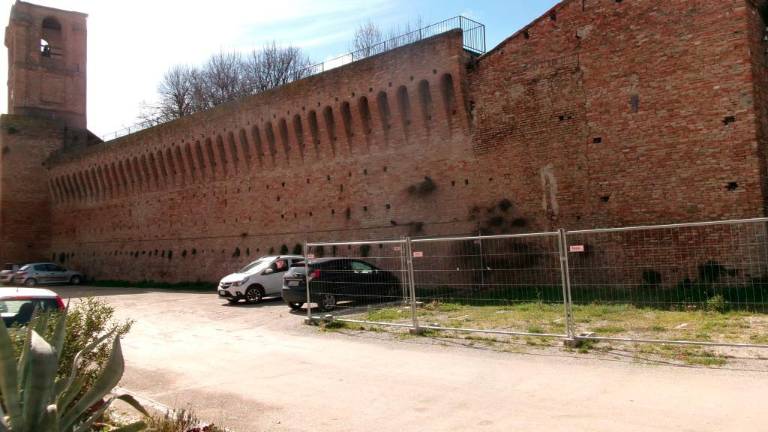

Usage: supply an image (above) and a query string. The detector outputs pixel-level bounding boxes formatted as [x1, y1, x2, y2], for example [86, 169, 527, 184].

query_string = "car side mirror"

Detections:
[263, 268, 274, 275]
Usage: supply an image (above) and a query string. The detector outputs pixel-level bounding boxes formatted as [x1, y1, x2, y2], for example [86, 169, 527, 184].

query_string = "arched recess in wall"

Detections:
[133, 156, 145, 191]
[278, 118, 291, 160]
[102, 165, 114, 198]
[322, 106, 337, 155]
[140, 155, 154, 189]
[89, 167, 100, 199]
[238, 129, 251, 166]
[65, 174, 78, 201]
[174, 146, 187, 182]
[47, 179, 58, 203]
[162, 148, 175, 183]
[80, 170, 93, 200]
[119, 160, 132, 193]
[396, 85, 413, 137]
[148, 153, 160, 189]
[194, 141, 207, 178]
[204, 138, 216, 176]
[377, 91, 392, 132]
[109, 162, 121, 196]
[184, 142, 197, 180]
[358, 96, 373, 136]
[250, 126, 264, 165]
[59, 177, 70, 203]
[340, 101, 354, 143]
[265, 122, 278, 161]
[292, 115, 305, 159]
[227, 132, 240, 169]
[215, 135, 228, 174]
[440, 73, 457, 128]
[97, 165, 110, 199]
[418, 79, 434, 126]
[156, 150, 168, 184]
[308, 110, 320, 157]
[71, 173, 83, 201]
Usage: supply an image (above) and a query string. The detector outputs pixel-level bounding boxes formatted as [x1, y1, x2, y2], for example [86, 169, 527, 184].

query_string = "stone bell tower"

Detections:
[5, 1, 88, 130]
[0, 1, 89, 265]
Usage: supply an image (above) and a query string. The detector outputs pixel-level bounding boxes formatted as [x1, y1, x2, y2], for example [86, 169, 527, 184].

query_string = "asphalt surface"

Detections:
[55, 286, 768, 432]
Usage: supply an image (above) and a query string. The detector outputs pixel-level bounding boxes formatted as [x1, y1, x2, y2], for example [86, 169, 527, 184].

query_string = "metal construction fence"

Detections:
[304, 217, 768, 349]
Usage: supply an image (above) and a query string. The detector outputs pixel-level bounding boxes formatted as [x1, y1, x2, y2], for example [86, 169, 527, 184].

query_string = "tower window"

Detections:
[41, 17, 62, 58]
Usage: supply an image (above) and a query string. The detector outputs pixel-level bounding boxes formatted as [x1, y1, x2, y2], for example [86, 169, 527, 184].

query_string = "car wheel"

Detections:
[24, 278, 37, 287]
[289, 302, 303, 311]
[69, 275, 81, 285]
[245, 286, 263, 304]
[317, 293, 337, 311]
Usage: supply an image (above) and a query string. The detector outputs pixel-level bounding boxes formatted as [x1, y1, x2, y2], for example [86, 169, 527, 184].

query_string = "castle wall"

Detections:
[469, 0, 766, 230]
[38, 0, 768, 283]
[0, 115, 62, 263]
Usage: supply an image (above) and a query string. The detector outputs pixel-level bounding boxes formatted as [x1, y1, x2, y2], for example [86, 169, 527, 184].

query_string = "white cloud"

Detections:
[0, 0, 392, 137]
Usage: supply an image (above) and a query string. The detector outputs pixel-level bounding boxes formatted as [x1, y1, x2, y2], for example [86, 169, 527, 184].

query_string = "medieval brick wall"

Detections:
[0, 115, 62, 263]
[470, 0, 766, 230]
[13, 0, 768, 283]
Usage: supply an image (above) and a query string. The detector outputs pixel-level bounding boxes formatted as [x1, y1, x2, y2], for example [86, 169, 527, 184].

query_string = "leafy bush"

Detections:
[0, 306, 147, 431]
[706, 294, 727, 313]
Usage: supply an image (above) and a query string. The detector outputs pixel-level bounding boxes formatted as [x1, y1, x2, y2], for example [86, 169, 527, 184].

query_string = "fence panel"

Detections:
[409, 232, 568, 337]
[305, 239, 411, 323]
[565, 219, 768, 346]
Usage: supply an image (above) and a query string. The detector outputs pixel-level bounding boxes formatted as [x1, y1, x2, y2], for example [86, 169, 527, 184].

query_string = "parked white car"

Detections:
[218, 255, 303, 304]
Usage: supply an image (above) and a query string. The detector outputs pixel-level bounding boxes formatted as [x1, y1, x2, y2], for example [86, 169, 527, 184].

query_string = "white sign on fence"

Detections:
[412, 251, 424, 258]
[307, 253, 315, 259]
[569, 245, 585, 253]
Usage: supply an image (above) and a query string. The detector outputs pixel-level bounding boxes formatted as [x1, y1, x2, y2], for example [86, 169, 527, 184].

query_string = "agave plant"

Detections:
[0, 308, 148, 431]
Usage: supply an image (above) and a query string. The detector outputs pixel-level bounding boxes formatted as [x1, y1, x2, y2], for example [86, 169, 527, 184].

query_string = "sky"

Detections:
[0, 0, 559, 138]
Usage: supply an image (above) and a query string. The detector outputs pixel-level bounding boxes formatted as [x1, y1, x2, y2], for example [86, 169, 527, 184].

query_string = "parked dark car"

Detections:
[282, 258, 401, 311]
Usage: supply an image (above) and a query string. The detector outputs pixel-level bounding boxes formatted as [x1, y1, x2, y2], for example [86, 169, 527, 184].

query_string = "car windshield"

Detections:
[19, 265, 30, 271]
[238, 258, 272, 274]
[0, 298, 59, 327]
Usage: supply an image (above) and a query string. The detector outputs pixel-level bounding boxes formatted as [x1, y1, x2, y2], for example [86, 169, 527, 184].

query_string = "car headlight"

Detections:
[232, 280, 243, 287]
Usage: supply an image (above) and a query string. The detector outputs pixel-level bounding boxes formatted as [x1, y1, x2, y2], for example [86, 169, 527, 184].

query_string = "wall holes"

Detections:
[464, 179, 469, 185]
[630, 94, 640, 113]
[600, 195, 611, 203]
[723, 116, 736, 125]
[726, 181, 739, 191]
[593, 137, 603, 144]
[385, 203, 391, 209]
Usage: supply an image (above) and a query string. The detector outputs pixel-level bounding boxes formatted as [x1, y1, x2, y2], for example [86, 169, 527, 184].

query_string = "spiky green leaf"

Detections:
[0, 319, 22, 430]
[60, 336, 124, 430]
[22, 331, 58, 431]
[109, 420, 146, 432]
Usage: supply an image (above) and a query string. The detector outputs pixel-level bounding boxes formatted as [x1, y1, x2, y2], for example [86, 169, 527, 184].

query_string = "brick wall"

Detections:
[6, 0, 766, 283]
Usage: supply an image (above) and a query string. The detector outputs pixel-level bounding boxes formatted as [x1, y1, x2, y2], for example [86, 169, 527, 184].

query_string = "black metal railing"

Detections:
[101, 16, 485, 142]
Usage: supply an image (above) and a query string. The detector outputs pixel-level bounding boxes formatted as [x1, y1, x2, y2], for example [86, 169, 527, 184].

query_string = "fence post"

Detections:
[304, 241, 313, 324]
[557, 229, 576, 342]
[405, 237, 421, 334]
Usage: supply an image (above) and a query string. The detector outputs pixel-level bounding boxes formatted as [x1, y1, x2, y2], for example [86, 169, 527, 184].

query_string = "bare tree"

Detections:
[245, 42, 313, 93]
[352, 20, 383, 59]
[142, 42, 313, 123]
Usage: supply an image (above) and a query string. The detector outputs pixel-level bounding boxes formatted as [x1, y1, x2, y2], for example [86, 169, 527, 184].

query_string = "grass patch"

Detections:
[367, 308, 407, 322]
[90, 279, 216, 291]
[592, 325, 625, 335]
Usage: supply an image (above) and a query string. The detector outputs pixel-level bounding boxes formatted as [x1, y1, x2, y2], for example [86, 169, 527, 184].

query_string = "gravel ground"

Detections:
[55, 285, 768, 432]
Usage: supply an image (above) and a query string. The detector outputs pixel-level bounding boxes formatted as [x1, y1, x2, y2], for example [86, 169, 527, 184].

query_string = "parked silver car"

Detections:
[11, 263, 83, 287]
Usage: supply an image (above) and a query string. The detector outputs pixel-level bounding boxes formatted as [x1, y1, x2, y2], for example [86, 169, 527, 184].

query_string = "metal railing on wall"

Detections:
[100, 16, 486, 142]
[303, 217, 768, 349]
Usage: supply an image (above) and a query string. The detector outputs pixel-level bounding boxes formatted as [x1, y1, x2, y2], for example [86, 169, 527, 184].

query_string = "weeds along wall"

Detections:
[20, 0, 768, 283]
